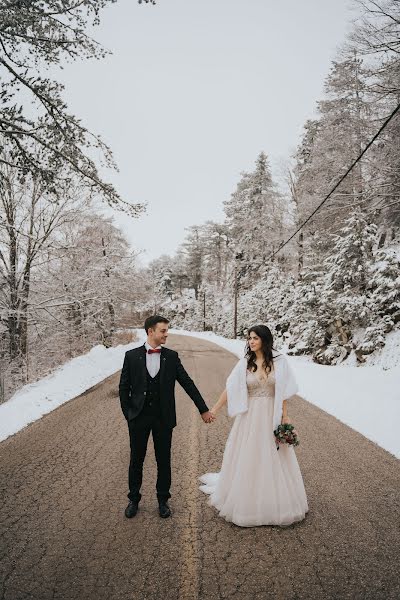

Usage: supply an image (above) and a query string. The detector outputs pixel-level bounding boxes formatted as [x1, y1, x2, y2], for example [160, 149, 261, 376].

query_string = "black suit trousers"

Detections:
[127, 415, 173, 503]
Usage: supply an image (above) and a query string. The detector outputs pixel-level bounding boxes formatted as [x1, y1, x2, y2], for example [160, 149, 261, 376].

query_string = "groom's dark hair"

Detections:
[144, 315, 170, 333]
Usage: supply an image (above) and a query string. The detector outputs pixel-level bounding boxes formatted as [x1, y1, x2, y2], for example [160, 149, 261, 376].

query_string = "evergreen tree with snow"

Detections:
[327, 207, 377, 293]
[285, 234, 331, 356]
[181, 226, 204, 300]
[293, 49, 372, 244]
[224, 152, 286, 286]
[366, 248, 400, 326]
[237, 265, 295, 339]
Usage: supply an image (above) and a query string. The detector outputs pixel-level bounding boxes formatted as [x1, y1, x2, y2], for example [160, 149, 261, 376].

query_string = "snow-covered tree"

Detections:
[224, 152, 287, 286]
[0, 158, 87, 369]
[293, 49, 373, 255]
[237, 265, 295, 338]
[0, 2, 144, 217]
[366, 248, 400, 325]
[327, 208, 377, 293]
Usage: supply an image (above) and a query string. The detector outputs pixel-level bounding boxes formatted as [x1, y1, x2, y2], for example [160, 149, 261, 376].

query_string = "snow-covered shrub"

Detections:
[355, 324, 386, 356]
[237, 266, 295, 338]
[326, 208, 377, 293]
[313, 333, 351, 365]
[366, 249, 400, 324]
[287, 319, 326, 355]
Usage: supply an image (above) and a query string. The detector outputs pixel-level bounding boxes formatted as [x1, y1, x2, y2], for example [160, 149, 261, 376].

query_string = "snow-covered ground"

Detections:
[172, 329, 400, 459]
[0, 331, 147, 444]
[1, 328, 399, 460]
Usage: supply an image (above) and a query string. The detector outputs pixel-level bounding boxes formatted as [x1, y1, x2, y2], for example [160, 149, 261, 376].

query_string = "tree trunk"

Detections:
[298, 231, 304, 278]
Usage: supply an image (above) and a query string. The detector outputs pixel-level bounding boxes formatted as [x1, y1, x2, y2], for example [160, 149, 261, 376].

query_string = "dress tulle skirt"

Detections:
[199, 372, 309, 527]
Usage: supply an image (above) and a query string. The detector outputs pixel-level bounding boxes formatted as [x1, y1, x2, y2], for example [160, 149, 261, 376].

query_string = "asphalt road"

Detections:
[0, 334, 399, 600]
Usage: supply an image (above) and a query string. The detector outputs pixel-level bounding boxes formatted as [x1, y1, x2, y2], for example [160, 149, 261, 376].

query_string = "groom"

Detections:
[119, 315, 215, 519]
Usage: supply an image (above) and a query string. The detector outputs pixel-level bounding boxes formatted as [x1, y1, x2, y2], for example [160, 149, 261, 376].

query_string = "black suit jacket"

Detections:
[119, 344, 209, 428]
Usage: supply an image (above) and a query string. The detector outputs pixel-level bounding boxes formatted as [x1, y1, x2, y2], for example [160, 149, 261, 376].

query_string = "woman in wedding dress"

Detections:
[199, 324, 309, 528]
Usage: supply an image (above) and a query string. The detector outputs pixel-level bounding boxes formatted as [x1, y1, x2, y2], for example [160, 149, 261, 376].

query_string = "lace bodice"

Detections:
[246, 369, 275, 399]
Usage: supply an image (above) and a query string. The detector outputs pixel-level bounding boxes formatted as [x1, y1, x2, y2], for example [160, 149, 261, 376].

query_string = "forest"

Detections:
[142, 1, 400, 366]
[0, 0, 399, 402]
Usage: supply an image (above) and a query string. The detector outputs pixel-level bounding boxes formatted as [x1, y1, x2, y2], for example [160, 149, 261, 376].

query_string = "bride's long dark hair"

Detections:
[245, 324, 281, 374]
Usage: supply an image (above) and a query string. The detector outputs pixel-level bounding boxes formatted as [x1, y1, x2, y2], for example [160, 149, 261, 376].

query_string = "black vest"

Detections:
[142, 369, 162, 418]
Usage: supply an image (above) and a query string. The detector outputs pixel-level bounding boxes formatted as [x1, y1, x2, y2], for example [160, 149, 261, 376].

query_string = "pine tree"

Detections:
[367, 248, 400, 325]
[327, 208, 377, 293]
[294, 50, 372, 241]
[367, 57, 400, 228]
[224, 152, 286, 286]
[181, 226, 204, 300]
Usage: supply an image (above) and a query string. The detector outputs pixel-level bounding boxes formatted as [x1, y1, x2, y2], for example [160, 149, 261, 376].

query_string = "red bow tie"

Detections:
[147, 348, 161, 354]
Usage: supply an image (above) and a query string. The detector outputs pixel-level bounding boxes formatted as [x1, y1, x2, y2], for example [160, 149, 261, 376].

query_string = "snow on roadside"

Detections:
[168, 328, 247, 358]
[1, 327, 399, 461]
[168, 329, 400, 460]
[294, 361, 400, 460]
[0, 331, 147, 443]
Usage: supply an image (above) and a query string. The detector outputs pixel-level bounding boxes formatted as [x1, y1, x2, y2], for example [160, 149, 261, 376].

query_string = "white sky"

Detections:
[59, 0, 355, 264]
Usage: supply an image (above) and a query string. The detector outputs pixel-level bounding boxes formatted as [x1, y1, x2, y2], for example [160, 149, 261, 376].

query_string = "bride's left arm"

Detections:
[281, 394, 305, 423]
[282, 399, 289, 423]
[211, 389, 227, 416]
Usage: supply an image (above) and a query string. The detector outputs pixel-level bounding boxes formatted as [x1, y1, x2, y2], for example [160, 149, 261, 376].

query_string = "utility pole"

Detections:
[203, 290, 206, 331]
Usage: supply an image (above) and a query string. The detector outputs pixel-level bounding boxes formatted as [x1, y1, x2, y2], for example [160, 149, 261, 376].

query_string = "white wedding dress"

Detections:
[199, 369, 309, 527]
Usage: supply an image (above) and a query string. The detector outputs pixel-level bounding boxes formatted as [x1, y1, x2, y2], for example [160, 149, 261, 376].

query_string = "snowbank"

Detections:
[1, 327, 399, 461]
[0, 331, 147, 443]
[168, 329, 400, 460]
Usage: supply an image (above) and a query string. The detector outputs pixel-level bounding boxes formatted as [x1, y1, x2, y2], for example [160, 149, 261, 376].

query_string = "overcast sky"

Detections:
[59, 0, 354, 264]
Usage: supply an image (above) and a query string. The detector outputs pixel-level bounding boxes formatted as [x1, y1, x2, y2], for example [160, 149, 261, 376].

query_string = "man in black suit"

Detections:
[119, 315, 215, 519]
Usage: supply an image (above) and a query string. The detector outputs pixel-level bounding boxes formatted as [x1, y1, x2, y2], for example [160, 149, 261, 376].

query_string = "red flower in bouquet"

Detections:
[273, 423, 300, 450]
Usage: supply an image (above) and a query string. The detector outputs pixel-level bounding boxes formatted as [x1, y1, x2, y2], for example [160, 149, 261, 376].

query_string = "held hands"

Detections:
[201, 409, 217, 424]
[201, 393, 224, 424]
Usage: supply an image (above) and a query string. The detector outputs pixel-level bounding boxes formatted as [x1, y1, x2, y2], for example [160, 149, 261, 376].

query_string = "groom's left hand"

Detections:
[201, 411, 215, 424]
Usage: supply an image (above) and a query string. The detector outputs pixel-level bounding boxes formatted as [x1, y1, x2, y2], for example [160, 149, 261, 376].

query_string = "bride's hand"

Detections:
[281, 415, 290, 425]
[210, 406, 218, 418]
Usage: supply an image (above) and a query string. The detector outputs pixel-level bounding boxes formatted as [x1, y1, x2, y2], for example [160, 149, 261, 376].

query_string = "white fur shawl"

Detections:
[226, 352, 299, 432]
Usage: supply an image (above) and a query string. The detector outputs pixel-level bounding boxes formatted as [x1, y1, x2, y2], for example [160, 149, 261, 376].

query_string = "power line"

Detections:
[269, 101, 400, 260]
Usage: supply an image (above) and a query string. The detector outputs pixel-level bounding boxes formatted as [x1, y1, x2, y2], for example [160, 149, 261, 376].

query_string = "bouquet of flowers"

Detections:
[273, 423, 300, 450]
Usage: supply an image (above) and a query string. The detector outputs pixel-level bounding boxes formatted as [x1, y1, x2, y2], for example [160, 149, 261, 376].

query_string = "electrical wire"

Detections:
[268, 101, 400, 260]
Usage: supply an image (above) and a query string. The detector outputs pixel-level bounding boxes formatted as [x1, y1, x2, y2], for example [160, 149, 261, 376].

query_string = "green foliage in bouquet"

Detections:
[273, 423, 300, 450]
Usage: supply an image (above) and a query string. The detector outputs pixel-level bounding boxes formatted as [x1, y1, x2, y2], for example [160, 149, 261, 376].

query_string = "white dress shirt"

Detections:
[145, 342, 162, 378]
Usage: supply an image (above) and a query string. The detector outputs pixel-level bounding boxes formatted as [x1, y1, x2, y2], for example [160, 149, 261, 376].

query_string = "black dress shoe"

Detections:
[125, 500, 139, 518]
[158, 501, 171, 518]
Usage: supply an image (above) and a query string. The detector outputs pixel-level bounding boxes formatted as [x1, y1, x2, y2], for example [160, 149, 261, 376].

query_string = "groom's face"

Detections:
[148, 322, 169, 347]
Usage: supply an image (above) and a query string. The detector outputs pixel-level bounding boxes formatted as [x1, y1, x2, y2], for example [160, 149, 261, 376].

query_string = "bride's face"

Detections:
[248, 332, 262, 353]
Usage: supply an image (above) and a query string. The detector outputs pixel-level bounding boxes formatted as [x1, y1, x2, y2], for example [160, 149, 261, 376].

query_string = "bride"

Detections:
[199, 324, 309, 527]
